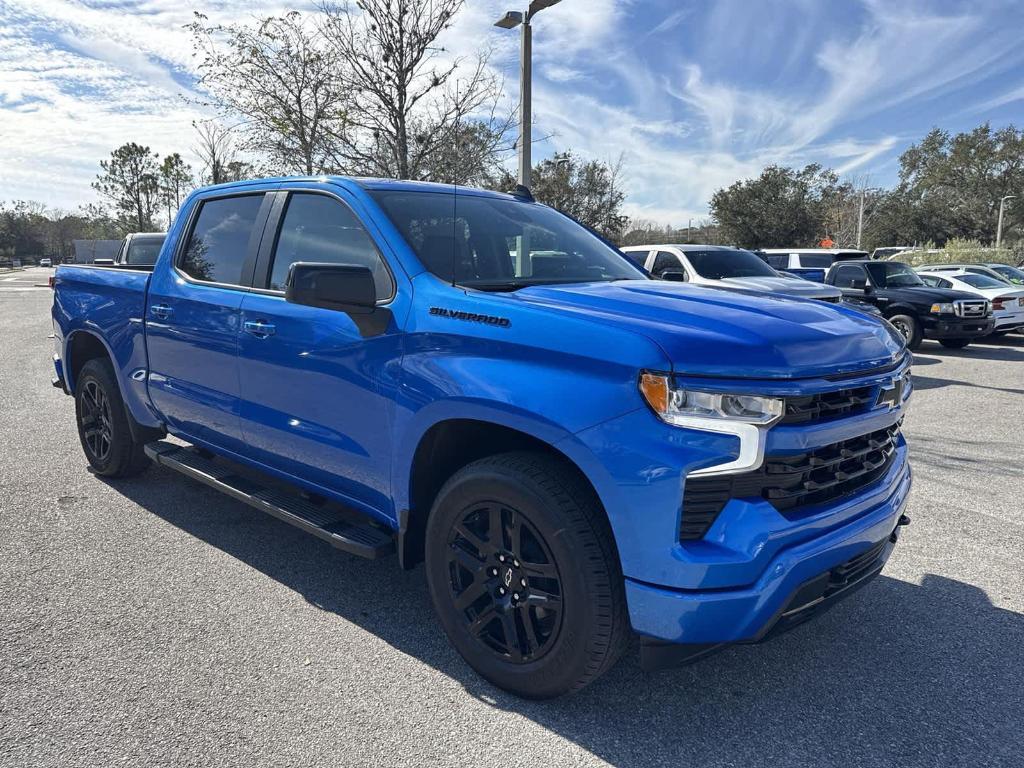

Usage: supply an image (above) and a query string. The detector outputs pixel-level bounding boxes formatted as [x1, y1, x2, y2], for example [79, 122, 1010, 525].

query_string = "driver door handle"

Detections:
[244, 320, 276, 338]
[151, 303, 173, 320]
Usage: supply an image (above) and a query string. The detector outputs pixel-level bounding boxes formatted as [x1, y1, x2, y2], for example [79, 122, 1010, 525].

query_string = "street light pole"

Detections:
[495, 1, 562, 189]
[519, 18, 532, 187]
[856, 189, 865, 249]
[996, 195, 1015, 249]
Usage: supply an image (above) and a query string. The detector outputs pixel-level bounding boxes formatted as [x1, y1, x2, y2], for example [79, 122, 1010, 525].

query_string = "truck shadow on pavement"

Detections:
[102, 472, 1023, 768]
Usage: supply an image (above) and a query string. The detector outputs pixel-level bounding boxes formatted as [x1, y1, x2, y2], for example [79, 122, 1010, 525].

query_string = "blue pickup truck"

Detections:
[52, 177, 913, 698]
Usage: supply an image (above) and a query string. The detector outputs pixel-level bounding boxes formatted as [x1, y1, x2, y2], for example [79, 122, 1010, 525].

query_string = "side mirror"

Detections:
[660, 269, 688, 282]
[286, 262, 391, 337]
[286, 262, 377, 313]
[851, 278, 868, 291]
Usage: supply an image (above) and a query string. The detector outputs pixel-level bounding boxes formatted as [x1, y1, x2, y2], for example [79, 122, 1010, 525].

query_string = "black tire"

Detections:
[424, 452, 629, 699]
[939, 338, 971, 349]
[887, 313, 923, 350]
[75, 358, 151, 477]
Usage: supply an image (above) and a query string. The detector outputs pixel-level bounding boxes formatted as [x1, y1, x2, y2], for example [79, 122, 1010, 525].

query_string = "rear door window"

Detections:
[623, 250, 650, 269]
[651, 250, 682, 277]
[179, 194, 265, 285]
[796, 254, 834, 268]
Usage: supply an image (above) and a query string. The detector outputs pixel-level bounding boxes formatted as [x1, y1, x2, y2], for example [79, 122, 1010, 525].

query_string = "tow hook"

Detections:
[890, 513, 911, 543]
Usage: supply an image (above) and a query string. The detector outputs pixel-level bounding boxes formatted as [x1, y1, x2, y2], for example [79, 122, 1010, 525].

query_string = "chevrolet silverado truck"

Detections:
[825, 260, 994, 350]
[52, 177, 913, 698]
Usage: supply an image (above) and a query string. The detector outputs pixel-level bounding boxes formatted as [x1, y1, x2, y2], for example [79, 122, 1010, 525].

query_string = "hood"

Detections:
[878, 285, 985, 303]
[717, 275, 842, 299]
[513, 281, 904, 379]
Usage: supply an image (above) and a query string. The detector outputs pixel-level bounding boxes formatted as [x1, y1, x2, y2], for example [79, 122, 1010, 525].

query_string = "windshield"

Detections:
[369, 190, 646, 290]
[865, 262, 924, 288]
[959, 273, 1005, 289]
[126, 238, 164, 266]
[989, 264, 1024, 284]
[686, 249, 778, 279]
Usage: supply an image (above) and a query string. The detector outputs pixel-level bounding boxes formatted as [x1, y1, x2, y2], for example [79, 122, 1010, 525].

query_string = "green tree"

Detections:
[491, 152, 629, 241]
[710, 164, 845, 249]
[92, 143, 161, 231]
[158, 153, 194, 229]
[894, 123, 1024, 245]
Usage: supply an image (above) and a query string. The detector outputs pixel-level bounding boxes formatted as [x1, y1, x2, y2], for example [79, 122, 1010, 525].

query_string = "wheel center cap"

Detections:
[502, 568, 513, 588]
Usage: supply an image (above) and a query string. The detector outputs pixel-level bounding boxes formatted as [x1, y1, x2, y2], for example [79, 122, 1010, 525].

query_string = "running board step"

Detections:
[144, 441, 394, 559]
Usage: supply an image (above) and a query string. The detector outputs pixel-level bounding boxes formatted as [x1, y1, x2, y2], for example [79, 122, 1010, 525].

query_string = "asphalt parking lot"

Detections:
[2, 266, 1022, 767]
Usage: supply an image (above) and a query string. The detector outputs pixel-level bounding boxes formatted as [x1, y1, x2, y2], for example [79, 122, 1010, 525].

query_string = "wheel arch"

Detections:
[881, 303, 920, 320]
[398, 415, 611, 570]
[65, 329, 115, 394]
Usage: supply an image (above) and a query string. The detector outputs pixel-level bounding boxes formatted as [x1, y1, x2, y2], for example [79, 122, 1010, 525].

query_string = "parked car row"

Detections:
[624, 242, 1022, 351]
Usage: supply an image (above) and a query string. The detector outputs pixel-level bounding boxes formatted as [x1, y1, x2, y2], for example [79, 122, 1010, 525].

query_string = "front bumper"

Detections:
[638, 512, 909, 669]
[625, 451, 910, 649]
[923, 316, 993, 338]
[992, 312, 1024, 332]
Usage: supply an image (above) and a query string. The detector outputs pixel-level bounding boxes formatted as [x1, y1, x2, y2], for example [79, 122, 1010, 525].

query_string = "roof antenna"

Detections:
[510, 184, 534, 202]
[451, 80, 460, 288]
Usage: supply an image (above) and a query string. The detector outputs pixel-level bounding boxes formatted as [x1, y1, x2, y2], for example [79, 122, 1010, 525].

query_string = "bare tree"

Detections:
[193, 121, 237, 185]
[319, 0, 512, 180]
[188, 12, 348, 175]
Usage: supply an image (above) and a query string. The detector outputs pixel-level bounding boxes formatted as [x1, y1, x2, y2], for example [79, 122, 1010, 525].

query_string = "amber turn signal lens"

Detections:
[639, 372, 669, 414]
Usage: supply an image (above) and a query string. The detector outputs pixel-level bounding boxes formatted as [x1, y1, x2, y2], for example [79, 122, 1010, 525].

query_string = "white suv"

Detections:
[620, 244, 843, 301]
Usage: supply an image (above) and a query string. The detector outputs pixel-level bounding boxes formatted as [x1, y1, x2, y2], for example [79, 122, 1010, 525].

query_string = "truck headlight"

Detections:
[639, 372, 784, 477]
[639, 373, 784, 426]
[930, 303, 954, 314]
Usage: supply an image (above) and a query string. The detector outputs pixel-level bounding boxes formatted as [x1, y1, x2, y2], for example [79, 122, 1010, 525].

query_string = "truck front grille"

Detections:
[954, 299, 989, 318]
[680, 423, 901, 540]
[780, 386, 874, 425]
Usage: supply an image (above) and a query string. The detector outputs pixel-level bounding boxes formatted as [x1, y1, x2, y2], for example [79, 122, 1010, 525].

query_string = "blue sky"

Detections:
[2, 0, 1023, 224]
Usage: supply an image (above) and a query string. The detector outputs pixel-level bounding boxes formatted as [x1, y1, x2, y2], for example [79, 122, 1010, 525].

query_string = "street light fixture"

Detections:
[494, 0, 563, 188]
[996, 195, 1016, 249]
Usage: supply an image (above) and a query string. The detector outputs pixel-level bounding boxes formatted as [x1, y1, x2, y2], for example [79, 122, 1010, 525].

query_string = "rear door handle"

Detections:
[151, 303, 173, 320]
[244, 320, 276, 338]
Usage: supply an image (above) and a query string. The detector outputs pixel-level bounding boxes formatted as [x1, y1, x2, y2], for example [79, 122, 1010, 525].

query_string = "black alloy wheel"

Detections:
[425, 452, 629, 698]
[79, 379, 113, 463]
[446, 501, 562, 663]
[74, 357, 155, 477]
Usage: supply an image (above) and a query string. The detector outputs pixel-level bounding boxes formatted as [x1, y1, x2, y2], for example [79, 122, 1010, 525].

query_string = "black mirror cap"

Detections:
[851, 278, 868, 290]
[660, 270, 688, 282]
[286, 262, 377, 313]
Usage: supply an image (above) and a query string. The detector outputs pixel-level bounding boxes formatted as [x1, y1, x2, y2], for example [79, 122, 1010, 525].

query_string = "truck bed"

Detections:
[53, 265, 152, 332]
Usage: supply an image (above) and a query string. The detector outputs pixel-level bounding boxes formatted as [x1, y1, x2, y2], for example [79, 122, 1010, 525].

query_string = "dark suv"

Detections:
[826, 261, 993, 349]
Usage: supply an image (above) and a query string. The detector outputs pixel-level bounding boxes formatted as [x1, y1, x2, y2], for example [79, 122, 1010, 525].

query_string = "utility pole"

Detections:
[856, 189, 865, 249]
[996, 195, 1015, 249]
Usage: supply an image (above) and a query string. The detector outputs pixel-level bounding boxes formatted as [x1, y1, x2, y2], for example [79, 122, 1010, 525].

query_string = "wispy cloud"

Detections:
[1, 0, 1022, 224]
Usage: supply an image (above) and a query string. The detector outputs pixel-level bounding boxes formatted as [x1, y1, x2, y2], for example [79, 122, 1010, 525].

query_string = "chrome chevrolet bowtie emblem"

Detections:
[503, 568, 513, 587]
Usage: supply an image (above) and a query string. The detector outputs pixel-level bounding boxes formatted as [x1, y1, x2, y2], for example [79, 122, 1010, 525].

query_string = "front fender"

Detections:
[390, 398, 580, 513]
